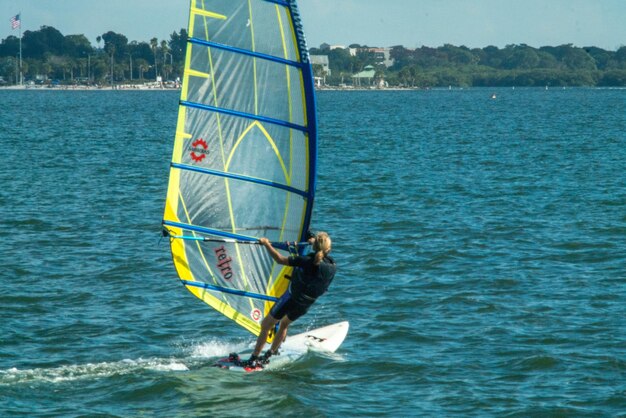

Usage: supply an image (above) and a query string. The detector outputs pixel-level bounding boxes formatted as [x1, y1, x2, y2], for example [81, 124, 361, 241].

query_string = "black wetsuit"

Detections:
[270, 253, 336, 321]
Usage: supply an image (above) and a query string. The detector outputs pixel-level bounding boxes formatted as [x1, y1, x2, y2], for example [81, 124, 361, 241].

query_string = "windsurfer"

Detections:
[243, 232, 336, 368]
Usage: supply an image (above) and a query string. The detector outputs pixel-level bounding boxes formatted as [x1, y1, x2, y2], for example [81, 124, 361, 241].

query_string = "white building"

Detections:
[310, 55, 331, 76]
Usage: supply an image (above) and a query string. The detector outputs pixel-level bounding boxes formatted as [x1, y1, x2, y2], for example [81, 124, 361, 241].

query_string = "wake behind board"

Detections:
[213, 321, 349, 372]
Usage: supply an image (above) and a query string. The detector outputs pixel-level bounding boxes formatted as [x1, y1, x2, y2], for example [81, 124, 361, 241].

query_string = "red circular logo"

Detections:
[190, 138, 208, 162]
[251, 309, 262, 322]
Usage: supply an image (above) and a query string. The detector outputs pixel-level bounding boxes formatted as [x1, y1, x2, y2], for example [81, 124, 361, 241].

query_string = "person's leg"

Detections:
[253, 314, 278, 357]
[270, 315, 293, 353]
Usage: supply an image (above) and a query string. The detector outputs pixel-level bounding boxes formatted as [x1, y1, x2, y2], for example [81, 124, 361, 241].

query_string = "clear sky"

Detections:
[1, 0, 625, 51]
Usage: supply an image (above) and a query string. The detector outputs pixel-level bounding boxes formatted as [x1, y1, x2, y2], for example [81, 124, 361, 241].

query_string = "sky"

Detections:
[1, 0, 625, 51]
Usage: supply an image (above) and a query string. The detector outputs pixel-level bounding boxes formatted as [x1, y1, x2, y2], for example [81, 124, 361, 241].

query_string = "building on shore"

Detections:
[311, 55, 330, 87]
[352, 65, 376, 87]
[310, 55, 331, 76]
[359, 47, 395, 67]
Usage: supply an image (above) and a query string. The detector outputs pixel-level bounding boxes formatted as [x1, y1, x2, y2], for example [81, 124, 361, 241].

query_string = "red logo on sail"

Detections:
[214, 246, 233, 281]
[251, 309, 262, 322]
[189, 138, 209, 162]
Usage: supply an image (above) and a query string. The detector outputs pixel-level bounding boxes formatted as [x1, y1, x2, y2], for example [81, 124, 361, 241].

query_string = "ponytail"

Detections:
[312, 232, 332, 265]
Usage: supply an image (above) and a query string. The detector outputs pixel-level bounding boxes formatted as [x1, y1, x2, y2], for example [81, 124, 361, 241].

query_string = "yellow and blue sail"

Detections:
[162, 0, 317, 340]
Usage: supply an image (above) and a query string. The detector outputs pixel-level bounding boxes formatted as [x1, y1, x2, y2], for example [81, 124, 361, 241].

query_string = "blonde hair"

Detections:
[313, 232, 332, 265]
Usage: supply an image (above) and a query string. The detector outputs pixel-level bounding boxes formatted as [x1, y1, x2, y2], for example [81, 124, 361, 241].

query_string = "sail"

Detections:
[162, 0, 317, 340]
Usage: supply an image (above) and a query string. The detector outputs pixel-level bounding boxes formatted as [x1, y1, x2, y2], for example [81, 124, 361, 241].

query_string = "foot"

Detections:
[241, 354, 263, 369]
[261, 349, 279, 364]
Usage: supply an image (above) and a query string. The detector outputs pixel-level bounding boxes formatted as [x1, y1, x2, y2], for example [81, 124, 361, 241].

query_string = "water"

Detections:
[1, 88, 625, 417]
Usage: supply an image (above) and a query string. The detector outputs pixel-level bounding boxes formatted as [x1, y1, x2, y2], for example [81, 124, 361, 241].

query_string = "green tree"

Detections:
[0, 35, 20, 57]
[101, 31, 128, 60]
[480, 45, 503, 68]
[22, 26, 65, 58]
[169, 29, 188, 77]
[502, 45, 540, 69]
[598, 69, 626, 86]
[536, 50, 559, 68]
[160, 39, 170, 79]
[439, 44, 478, 66]
[562, 47, 596, 70]
[129, 41, 153, 63]
[390, 45, 413, 69]
[136, 58, 150, 81]
[614, 46, 626, 69]
[584, 47, 612, 70]
[327, 47, 353, 74]
[64, 34, 93, 58]
[150, 37, 159, 80]
[398, 66, 411, 86]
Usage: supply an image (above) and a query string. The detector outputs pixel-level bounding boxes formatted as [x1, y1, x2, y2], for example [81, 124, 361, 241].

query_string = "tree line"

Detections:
[313, 43, 626, 87]
[0, 25, 186, 85]
[1, 25, 625, 87]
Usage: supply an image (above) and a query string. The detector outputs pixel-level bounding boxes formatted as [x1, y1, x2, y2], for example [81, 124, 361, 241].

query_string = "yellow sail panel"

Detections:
[163, 0, 317, 341]
[186, 285, 262, 335]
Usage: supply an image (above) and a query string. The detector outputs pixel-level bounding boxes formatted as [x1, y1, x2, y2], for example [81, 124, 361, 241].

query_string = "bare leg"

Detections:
[253, 314, 278, 356]
[270, 316, 293, 354]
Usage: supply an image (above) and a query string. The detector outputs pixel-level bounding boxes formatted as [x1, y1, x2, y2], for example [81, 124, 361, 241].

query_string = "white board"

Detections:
[212, 321, 349, 372]
[282, 321, 350, 353]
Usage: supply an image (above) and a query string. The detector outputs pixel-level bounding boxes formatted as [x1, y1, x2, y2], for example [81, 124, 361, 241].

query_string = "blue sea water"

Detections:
[0, 88, 625, 417]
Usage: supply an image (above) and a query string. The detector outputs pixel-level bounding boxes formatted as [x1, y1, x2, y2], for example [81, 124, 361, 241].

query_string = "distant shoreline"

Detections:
[2, 85, 624, 92]
[0, 84, 181, 91]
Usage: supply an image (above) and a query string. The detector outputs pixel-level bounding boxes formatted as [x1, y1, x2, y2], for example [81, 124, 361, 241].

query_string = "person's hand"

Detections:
[259, 237, 270, 246]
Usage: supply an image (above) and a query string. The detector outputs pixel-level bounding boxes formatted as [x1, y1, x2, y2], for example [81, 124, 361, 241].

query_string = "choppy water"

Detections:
[1, 88, 625, 417]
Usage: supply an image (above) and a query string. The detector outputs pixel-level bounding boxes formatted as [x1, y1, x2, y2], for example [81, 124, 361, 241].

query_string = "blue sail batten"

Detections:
[182, 280, 279, 302]
[263, 0, 290, 7]
[164, 221, 256, 242]
[180, 100, 309, 133]
[188, 37, 304, 69]
[171, 162, 311, 198]
[163, 220, 295, 251]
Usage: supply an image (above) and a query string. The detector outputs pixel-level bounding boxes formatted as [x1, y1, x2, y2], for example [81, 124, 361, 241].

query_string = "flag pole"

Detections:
[19, 11, 22, 86]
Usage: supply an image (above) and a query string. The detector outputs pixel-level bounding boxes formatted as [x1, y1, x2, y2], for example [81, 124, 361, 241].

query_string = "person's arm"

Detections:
[259, 238, 290, 265]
